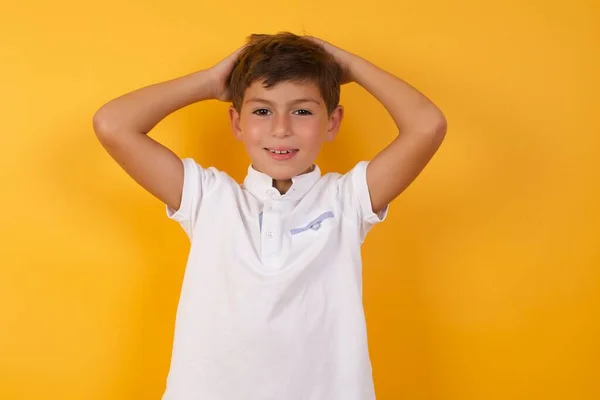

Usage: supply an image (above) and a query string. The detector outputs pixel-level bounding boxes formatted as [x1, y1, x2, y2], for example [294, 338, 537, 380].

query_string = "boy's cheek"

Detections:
[239, 125, 266, 142]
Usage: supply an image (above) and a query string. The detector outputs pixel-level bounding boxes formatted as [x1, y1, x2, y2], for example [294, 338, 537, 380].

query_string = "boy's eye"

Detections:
[253, 108, 271, 116]
[294, 109, 313, 116]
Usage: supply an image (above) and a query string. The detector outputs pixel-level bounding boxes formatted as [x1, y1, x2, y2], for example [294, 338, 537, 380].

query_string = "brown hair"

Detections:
[228, 32, 342, 115]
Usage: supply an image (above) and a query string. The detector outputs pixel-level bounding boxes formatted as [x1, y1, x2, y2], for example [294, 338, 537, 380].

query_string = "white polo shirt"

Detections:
[162, 158, 388, 400]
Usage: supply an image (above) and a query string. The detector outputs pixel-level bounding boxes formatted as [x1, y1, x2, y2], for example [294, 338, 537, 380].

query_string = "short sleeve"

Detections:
[336, 160, 389, 241]
[166, 158, 218, 241]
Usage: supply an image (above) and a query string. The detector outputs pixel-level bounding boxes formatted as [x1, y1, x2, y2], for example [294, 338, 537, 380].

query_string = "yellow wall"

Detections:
[2, 0, 599, 398]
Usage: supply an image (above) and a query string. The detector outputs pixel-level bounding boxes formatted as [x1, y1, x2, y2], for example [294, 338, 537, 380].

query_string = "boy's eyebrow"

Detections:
[244, 97, 321, 106]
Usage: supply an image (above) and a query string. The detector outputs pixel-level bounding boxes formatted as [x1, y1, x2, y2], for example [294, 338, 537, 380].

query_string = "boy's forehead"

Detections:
[243, 80, 324, 105]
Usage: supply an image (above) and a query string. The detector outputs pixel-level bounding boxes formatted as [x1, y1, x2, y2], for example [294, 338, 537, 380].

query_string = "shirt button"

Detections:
[266, 231, 274, 238]
[310, 222, 321, 230]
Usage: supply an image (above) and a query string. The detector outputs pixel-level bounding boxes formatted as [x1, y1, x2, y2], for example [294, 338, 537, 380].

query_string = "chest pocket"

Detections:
[290, 211, 335, 235]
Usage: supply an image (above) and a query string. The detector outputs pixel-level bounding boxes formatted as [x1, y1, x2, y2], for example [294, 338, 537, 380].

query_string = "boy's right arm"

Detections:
[92, 47, 243, 211]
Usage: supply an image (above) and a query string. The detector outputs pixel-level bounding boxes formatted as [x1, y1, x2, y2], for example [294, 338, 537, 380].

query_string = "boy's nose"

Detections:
[272, 114, 292, 137]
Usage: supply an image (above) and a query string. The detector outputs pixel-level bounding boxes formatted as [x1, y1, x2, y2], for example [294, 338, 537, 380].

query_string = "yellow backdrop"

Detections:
[1, 0, 599, 399]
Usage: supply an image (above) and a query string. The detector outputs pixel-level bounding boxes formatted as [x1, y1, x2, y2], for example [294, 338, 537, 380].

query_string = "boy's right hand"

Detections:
[207, 46, 245, 102]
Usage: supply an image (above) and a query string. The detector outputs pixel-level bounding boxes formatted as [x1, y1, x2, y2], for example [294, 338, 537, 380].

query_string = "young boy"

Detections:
[93, 32, 446, 400]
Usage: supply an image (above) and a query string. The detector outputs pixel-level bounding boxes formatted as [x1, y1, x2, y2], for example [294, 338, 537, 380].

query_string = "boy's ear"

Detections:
[228, 105, 242, 140]
[325, 105, 344, 142]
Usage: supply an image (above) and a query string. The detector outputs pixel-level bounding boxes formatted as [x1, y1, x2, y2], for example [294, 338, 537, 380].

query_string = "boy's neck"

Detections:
[270, 164, 315, 195]
[272, 179, 293, 195]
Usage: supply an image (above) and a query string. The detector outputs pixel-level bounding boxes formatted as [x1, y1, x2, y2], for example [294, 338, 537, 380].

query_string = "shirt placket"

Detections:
[260, 189, 285, 269]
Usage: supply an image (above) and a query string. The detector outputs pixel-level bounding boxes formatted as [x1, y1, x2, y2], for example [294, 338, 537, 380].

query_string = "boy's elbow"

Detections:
[435, 115, 447, 135]
[422, 117, 447, 150]
[425, 109, 447, 134]
[411, 109, 447, 137]
[425, 115, 447, 142]
[92, 104, 112, 129]
[93, 109, 125, 141]
[92, 111, 109, 136]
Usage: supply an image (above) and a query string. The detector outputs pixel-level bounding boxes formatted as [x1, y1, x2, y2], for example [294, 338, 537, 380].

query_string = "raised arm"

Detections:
[92, 47, 243, 211]
[309, 37, 447, 214]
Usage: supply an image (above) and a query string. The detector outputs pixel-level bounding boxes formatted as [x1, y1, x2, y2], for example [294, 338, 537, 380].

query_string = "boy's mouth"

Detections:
[265, 148, 299, 154]
[264, 148, 299, 160]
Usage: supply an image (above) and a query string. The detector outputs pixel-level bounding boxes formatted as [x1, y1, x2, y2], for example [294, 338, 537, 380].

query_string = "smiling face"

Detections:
[229, 79, 343, 182]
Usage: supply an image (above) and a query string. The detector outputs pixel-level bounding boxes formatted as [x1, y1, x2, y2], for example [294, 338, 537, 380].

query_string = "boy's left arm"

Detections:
[311, 38, 448, 215]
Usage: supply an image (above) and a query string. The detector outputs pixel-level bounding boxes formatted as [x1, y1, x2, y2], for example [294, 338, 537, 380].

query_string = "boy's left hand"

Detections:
[305, 36, 356, 84]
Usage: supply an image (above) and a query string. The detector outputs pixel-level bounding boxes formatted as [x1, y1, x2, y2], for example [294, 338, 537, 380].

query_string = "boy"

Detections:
[93, 32, 446, 400]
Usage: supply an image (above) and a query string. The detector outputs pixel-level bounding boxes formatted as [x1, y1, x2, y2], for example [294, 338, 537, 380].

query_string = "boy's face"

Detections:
[229, 80, 343, 180]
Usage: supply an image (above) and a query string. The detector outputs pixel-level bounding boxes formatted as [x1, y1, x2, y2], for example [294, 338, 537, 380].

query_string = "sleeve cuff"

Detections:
[352, 160, 389, 225]
[166, 158, 198, 222]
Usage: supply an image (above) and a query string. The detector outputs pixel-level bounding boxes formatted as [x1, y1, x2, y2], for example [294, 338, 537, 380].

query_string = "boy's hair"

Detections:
[228, 32, 343, 115]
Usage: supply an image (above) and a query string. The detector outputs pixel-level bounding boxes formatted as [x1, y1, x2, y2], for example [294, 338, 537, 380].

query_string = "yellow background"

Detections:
[2, 0, 599, 398]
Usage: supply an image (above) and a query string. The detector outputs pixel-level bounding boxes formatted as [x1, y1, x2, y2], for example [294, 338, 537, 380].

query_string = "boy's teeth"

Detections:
[270, 149, 293, 154]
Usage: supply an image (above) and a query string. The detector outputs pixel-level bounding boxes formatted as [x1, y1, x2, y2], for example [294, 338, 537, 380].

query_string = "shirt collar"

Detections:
[243, 164, 321, 201]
